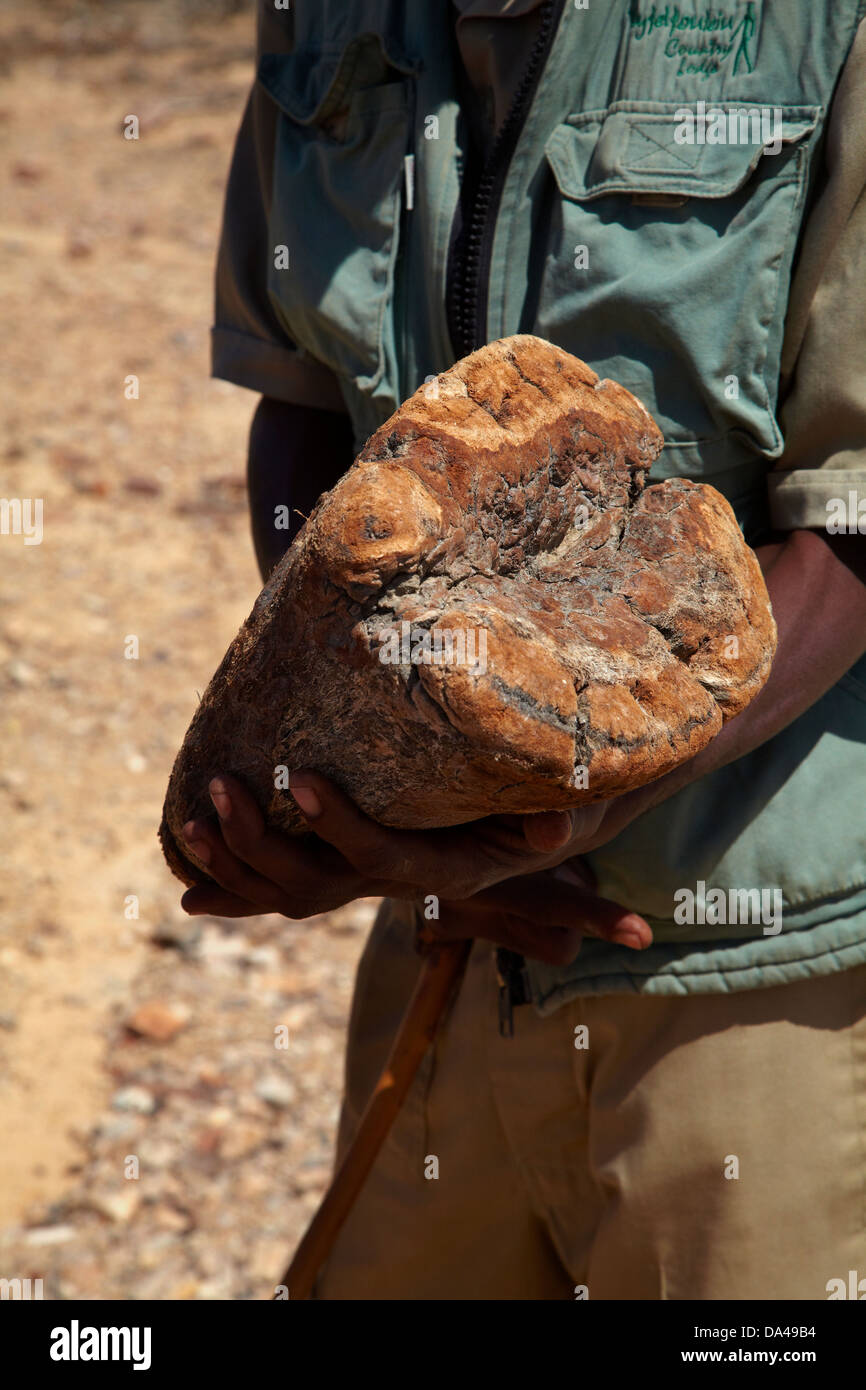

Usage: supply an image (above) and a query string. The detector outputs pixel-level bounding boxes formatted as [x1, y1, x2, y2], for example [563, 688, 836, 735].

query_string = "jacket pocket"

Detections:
[258, 34, 418, 395]
[587, 661, 866, 934]
[536, 101, 821, 473]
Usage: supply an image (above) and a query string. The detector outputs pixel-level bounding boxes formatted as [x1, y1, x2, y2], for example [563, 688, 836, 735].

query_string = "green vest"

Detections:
[259, 0, 866, 1002]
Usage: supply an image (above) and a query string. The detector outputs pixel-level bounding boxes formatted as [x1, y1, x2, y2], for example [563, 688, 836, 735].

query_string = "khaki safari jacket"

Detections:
[212, 0, 866, 1006]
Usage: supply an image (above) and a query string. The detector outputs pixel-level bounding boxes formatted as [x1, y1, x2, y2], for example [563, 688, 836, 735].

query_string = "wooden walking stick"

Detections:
[276, 934, 472, 1300]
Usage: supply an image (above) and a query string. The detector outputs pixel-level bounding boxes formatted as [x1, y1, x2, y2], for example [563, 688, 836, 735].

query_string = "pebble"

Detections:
[291, 1164, 331, 1194]
[111, 1085, 156, 1115]
[233, 1170, 272, 1201]
[195, 1062, 225, 1088]
[197, 928, 251, 968]
[196, 1278, 234, 1300]
[219, 1122, 266, 1162]
[246, 946, 280, 971]
[125, 1000, 191, 1042]
[259, 970, 310, 997]
[123, 476, 162, 496]
[193, 1128, 221, 1156]
[281, 1003, 314, 1033]
[7, 659, 37, 687]
[66, 234, 93, 259]
[170, 1278, 202, 1300]
[73, 477, 110, 497]
[254, 1075, 297, 1110]
[23, 1225, 77, 1246]
[136, 1235, 180, 1272]
[152, 1203, 192, 1234]
[12, 161, 45, 181]
[151, 918, 201, 956]
[137, 1137, 180, 1169]
[97, 1115, 140, 1140]
[86, 1190, 140, 1223]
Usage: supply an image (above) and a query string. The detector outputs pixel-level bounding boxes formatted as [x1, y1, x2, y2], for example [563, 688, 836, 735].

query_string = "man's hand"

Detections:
[179, 772, 652, 965]
[428, 861, 650, 964]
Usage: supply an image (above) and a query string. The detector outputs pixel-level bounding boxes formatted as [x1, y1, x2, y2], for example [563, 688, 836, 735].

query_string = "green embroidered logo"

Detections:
[629, 2, 757, 80]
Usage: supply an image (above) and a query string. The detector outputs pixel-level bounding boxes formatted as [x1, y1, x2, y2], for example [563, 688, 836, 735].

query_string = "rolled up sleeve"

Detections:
[211, 6, 347, 414]
[771, 19, 866, 531]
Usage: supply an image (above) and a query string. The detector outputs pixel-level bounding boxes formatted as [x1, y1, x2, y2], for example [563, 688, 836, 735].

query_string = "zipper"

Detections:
[495, 947, 532, 1039]
[446, 0, 564, 359]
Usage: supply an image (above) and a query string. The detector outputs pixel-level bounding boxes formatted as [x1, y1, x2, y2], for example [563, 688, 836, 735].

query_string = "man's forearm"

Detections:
[247, 395, 355, 580]
[607, 529, 866, 834]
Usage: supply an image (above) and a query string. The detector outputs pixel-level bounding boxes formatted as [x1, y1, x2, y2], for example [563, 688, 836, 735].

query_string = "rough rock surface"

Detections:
[161, 335, 776, 886]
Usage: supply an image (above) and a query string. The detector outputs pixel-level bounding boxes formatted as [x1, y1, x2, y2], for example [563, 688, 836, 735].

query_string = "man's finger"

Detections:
[426, 896, 583, 965]
[286, 770, 500, 894]
[521, 801, 607, 854]
[520, 810, 574, 853]
[205, 773, 370, 905]
[208, 773, 319, 876]
[181, 885, 263, 918]
[181, 818, 288, 915]
[491, 916, 583, 966]
[449, 872, 652, 950]
[429, 870, 651, 966]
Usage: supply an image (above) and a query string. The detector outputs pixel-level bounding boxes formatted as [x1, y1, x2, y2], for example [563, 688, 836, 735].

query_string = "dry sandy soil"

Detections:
[0, 0, 375, 1297]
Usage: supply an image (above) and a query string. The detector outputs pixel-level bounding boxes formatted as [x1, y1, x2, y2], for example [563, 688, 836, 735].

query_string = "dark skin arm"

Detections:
[182, 397, 866, 966]
[247, 395, 354, 579]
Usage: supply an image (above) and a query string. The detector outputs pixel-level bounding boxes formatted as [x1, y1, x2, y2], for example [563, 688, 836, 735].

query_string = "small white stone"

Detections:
[255, 1075, 297, 1109]
[24, 1225, 77, 1246]
[111, 1085, 156, 1114]
[7, 659, 36, 686]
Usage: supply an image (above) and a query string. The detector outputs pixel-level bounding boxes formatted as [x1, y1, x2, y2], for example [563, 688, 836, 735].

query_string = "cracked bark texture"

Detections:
[160, 335, 777, 888]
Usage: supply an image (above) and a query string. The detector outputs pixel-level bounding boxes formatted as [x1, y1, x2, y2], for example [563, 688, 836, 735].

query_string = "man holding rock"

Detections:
[181, 1, 866, 1299]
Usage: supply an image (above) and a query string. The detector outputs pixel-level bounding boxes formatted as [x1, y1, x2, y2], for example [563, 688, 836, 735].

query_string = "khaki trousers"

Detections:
[315, 902, 866, 1300]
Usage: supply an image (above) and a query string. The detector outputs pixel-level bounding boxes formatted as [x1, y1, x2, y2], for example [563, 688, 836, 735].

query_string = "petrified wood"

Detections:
[160, 335, 776, 887]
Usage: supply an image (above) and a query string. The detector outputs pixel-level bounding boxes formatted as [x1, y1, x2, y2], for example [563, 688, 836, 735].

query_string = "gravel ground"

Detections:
[0, 899, 379, 1300]
[0, 0, 381, 1300]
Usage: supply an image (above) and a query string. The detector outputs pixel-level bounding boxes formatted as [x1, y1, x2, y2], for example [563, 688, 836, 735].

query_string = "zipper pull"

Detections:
[403, 154, 415, 211]
[496, 947, 528, 1038]
[497, 968, 514, 1038]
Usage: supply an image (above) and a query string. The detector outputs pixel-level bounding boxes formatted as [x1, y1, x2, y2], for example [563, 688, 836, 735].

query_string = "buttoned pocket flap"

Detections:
[546, 102, 820, 202]
[258, 34, 419, 131]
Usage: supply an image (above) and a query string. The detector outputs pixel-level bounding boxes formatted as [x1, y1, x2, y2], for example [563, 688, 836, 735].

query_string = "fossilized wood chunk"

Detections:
[160, 335, 776, 887]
